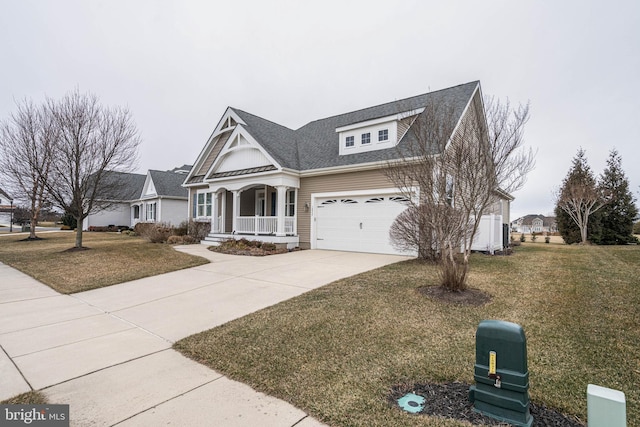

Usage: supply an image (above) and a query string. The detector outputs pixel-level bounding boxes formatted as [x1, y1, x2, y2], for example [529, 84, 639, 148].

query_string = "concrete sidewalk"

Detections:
[0, 246, 410, 426]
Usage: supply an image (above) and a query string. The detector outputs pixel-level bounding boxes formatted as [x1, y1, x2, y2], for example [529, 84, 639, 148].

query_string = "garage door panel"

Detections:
[314, 194, 411, 255]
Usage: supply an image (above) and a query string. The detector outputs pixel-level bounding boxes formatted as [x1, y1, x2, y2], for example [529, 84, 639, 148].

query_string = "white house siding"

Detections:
[155, 198, 188, 226]
[84, 203, 131, 230]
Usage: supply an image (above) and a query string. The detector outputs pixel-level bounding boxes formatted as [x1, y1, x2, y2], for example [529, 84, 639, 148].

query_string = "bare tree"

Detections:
[0, 99, 56, 239]
[41, 90, 141, 248]
[386, 92, 534, 292]
[555, 148, 605, 244]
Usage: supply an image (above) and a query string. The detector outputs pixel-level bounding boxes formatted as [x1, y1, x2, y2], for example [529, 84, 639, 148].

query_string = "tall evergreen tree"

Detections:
[598, 150, 638, 244]
[555, 149, 604, 244]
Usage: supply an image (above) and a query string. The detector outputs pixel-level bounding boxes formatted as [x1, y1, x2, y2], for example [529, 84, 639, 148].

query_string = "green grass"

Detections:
[175, 245, 640, 426]
[0, 232, 209, 293]
[1, 391, 47, 405]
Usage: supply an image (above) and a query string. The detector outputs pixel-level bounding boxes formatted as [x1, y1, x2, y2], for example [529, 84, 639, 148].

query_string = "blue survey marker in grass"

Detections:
[397, 393, 425, 413]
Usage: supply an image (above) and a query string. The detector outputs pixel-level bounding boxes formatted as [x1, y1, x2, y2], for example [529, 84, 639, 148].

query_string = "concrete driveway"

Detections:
[0, 246, 411, 426]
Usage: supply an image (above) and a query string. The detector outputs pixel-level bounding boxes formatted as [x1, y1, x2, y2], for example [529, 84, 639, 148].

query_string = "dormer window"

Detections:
[336, 110, 421, 156]
[345, 136, 355, 147]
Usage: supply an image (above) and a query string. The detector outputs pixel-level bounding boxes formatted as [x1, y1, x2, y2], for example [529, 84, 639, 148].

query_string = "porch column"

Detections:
[220, 191, 226, 233]
[211, 191, 218, 233]
[275, 185, 287, 237]
[293, 188, 298, 235]
[232, 190, 241, 233]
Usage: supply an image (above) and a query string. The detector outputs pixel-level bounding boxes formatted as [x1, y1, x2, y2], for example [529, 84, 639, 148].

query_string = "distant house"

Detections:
[511, 214, 557, 233]
[84, 166, 191, 230]
[0, 187, 12, 209]
[183, 81, 512, 255]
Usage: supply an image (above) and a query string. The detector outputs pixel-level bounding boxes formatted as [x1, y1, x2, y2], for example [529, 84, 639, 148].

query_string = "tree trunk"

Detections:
[29, 217, 37, 239]
[75, 218, 83, 248]
[439, 246, 468, 292]
[580, 216, 589, 244]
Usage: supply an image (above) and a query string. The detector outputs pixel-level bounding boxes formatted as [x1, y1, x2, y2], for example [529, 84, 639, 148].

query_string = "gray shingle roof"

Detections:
[514, 214, 557, 227]
[149, 170, 190, 198]
[97, 171, 147, 201]
[0, 187, 12, 201]
[232, 110, 301, 169]
[228, 81, 479, 171]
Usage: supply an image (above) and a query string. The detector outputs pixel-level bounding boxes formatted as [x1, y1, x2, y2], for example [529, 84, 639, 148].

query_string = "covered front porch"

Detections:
[195, 182, 299, 248]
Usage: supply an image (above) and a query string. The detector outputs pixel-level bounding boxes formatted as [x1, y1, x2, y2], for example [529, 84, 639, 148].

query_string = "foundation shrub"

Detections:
[135, 222, 173, 243]
[188, 220, 211, 241]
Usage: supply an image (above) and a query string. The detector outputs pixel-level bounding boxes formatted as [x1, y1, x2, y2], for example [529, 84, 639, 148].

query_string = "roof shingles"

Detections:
[228, 81, 479, 172]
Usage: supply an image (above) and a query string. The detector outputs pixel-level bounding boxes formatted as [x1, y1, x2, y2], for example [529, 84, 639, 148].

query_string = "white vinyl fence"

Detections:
[470, 214, 504, 253]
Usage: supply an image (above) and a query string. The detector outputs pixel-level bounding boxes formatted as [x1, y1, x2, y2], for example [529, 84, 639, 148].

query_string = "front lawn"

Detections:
[0, 232, 209, 293]
[175, 245, 639, 426]
[1, 391, 47, 405]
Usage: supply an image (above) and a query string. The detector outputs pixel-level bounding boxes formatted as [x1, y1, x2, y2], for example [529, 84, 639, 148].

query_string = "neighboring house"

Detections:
[84, 166, 192, 230]
[511, 215, 557, 233]
[0, 187, 14, 226]
[0, 187, 12, 209]
[183, 81, 512, 255]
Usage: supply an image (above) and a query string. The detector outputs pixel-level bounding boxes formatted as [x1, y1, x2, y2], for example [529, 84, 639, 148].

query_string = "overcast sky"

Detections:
[1, 0, 638, 220]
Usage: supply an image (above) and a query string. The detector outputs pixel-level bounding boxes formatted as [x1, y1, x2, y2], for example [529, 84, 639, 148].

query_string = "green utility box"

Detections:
[469, 320, 533, 427]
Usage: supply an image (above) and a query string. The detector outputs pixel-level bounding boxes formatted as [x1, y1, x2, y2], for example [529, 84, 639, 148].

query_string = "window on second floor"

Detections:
[361, 133, 371, 144]
[345, 136, 355, 147]
[378, 129, 389, 141]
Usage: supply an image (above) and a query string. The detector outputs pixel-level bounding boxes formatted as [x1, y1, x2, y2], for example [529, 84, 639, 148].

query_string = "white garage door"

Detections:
[314, 194, 411, 255]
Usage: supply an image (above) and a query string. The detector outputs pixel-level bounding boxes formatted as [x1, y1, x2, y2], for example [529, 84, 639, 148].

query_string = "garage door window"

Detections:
[389, 196, 410, 204]
[365, 197, 384, 203]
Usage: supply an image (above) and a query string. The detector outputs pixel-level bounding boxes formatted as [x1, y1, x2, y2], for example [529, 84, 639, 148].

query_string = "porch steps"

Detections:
[200, 234, 225, 246]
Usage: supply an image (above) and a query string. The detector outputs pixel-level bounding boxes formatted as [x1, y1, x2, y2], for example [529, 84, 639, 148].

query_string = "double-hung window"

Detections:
[285, 190, 295, 216]
[146, 203, 156, 221]
[197, 193, 212, 217]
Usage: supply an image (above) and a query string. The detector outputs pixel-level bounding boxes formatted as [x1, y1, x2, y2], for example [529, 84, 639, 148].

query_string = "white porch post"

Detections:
[211, 191, 218, 233]
[275, 185, 287, 236]
[220, 191, 226, 233]
[293, 188, 298, 235]
[232, 190, 240, 233]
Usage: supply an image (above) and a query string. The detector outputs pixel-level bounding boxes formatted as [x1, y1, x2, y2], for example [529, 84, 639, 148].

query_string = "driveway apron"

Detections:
[0, 246, 410, 426]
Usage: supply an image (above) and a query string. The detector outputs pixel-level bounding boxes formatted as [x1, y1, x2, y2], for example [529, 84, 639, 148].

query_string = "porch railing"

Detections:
[235, 216, 296, 235]
[285, 217, 295, 234]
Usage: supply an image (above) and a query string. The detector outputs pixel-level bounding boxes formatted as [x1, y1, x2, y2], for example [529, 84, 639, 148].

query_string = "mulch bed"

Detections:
[209, 247, 288, 256]
[390, 382, 585, 426]
[418, 286, 492, 306]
